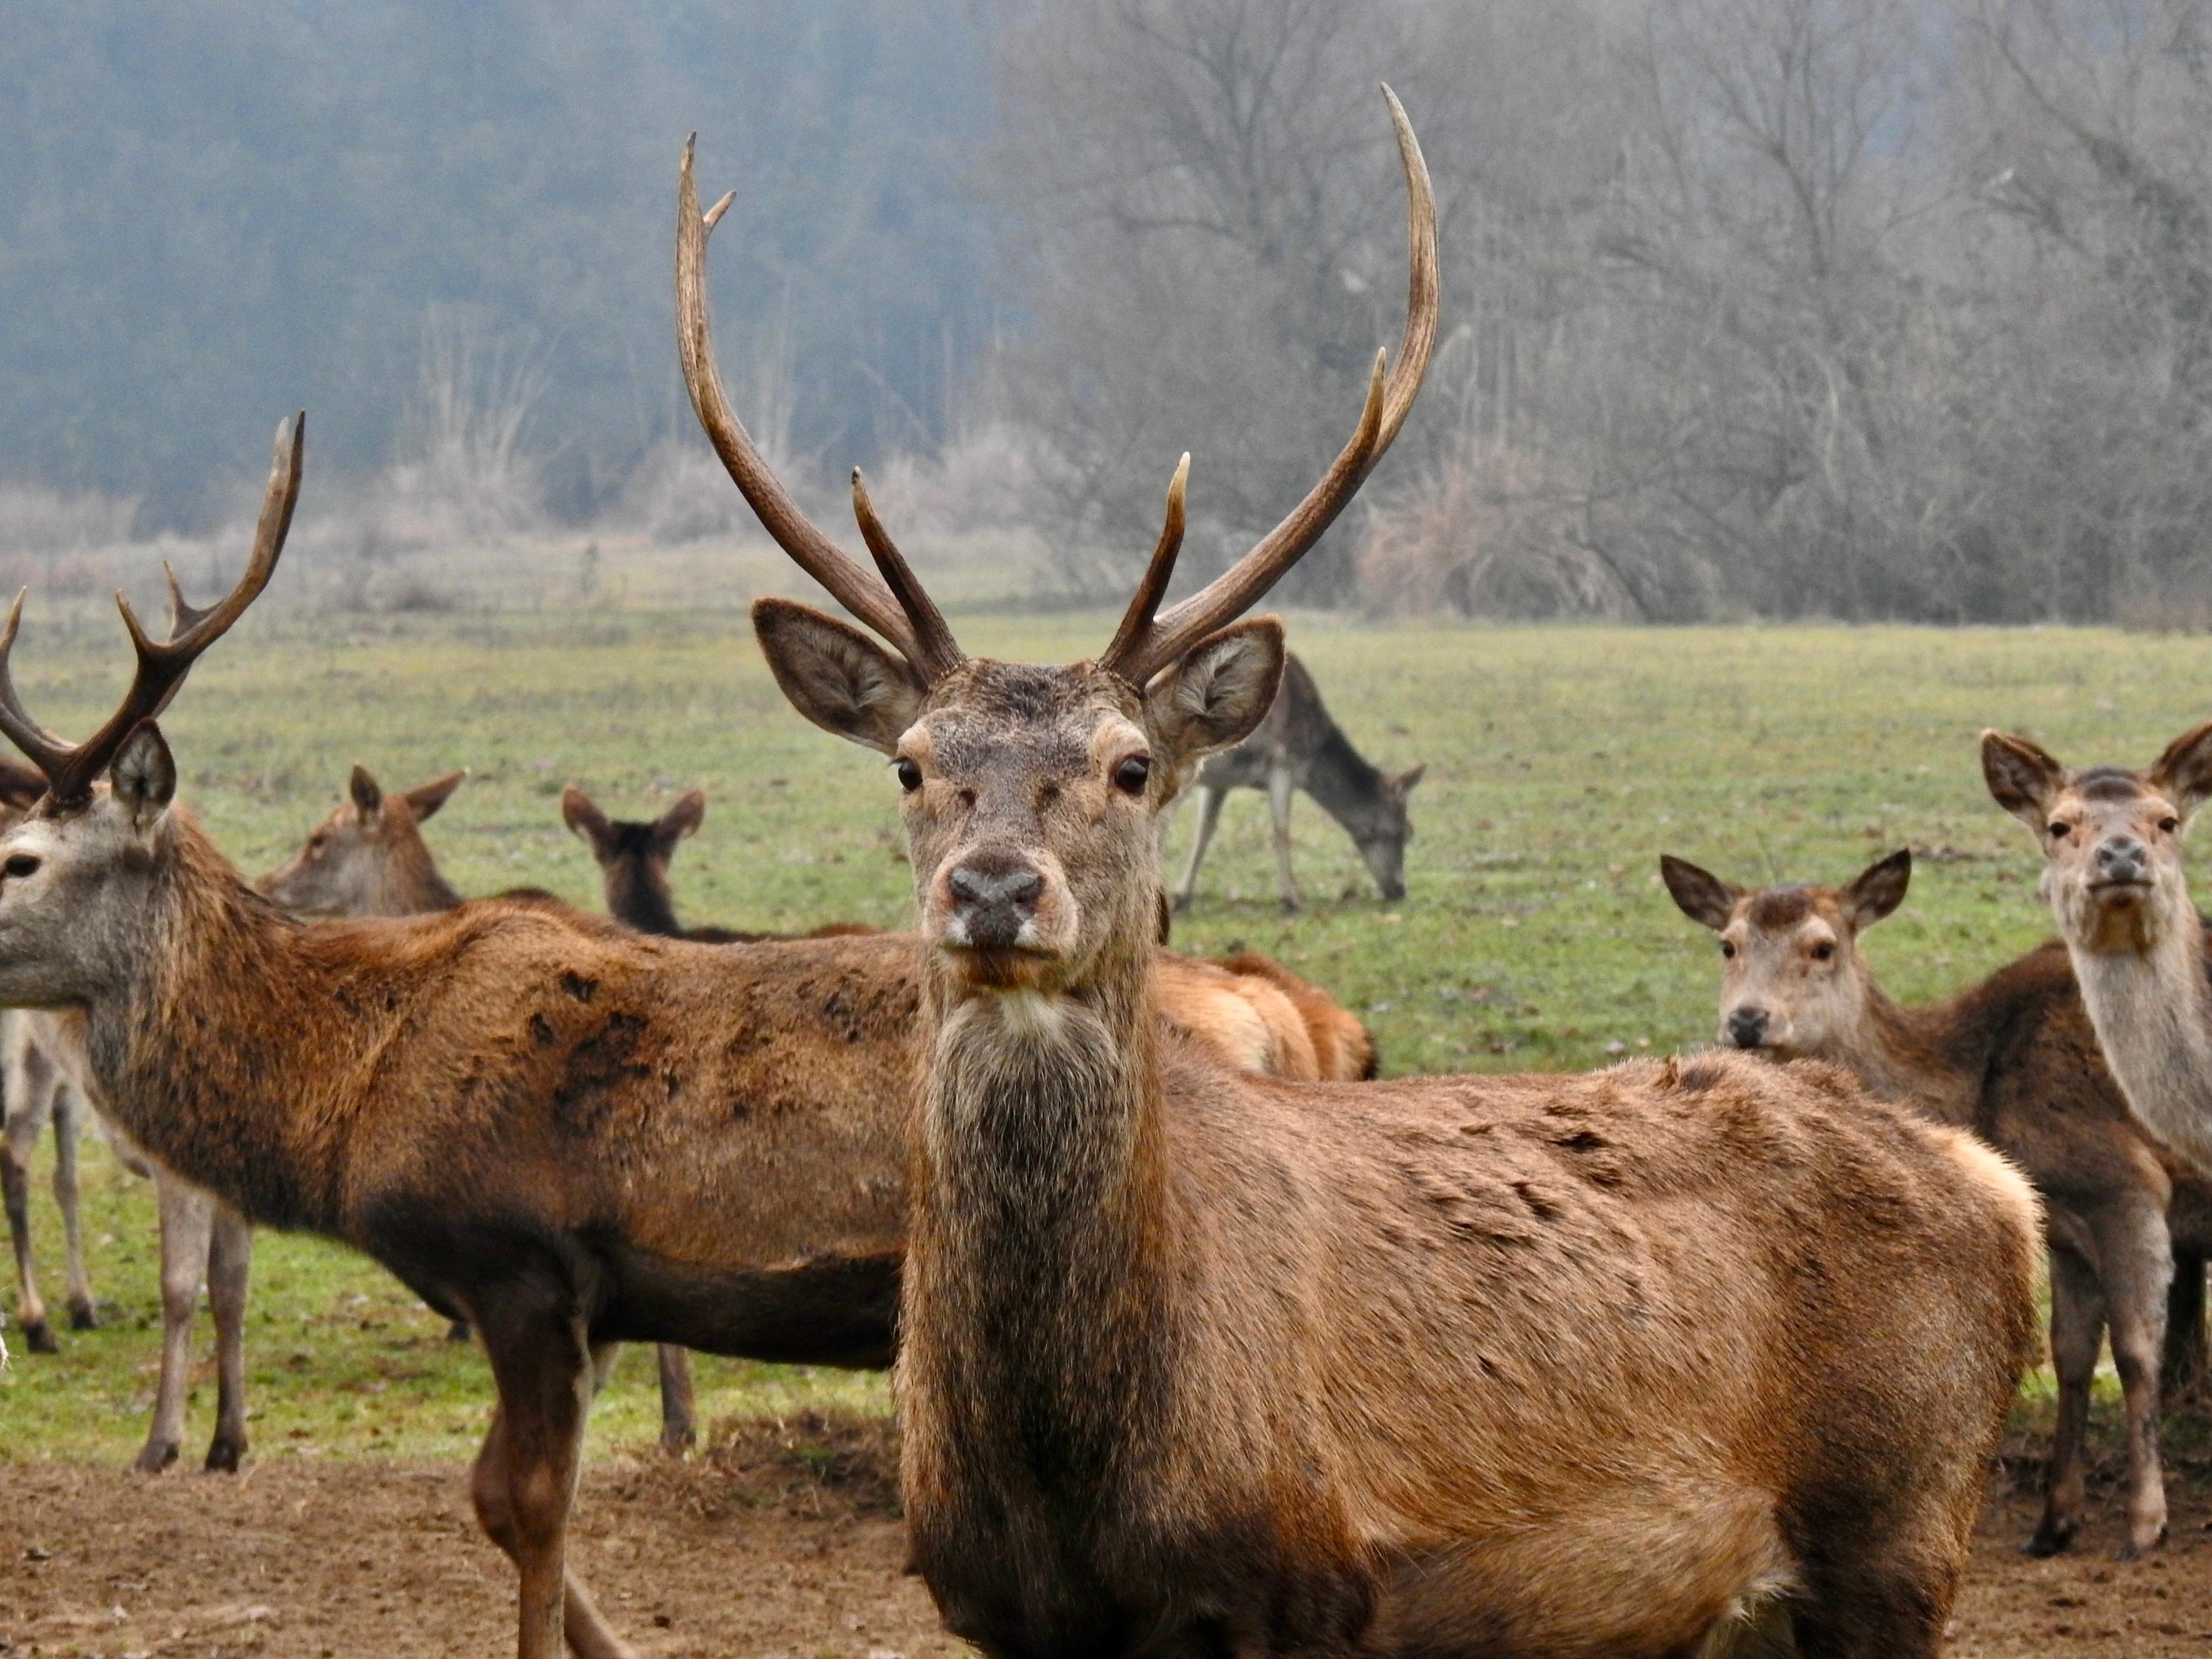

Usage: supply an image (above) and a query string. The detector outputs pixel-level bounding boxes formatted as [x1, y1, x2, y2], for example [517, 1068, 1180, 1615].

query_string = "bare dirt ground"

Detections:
[2, 1417, 2206, 1657]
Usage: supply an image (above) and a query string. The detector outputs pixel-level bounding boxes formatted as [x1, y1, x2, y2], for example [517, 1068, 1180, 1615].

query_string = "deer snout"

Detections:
[1724, 1006, 1770, 1050]
[947, 857, 1045, 951]
[2095, 835, 2149, 886]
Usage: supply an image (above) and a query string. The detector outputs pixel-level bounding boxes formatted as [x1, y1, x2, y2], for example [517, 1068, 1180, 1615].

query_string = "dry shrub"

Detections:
[867, 421, 1041, 536]
[1358, 447, 1629, 620]
[618, 1410, 901, 1524]
[614, 440, 761, 544]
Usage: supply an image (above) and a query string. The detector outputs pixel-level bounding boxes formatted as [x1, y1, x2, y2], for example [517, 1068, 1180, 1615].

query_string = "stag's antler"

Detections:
[675, 139, 964, 682]
[1098, 86, 1439, 686]
[0, 414, 303, 806]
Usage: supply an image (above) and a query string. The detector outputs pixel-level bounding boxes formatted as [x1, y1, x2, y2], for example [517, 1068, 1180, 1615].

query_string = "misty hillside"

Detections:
[0, 1, 999, 523]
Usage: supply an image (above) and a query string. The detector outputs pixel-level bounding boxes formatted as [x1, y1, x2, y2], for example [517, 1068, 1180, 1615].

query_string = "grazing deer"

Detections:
[693, 95, 2040, 1655]
[1984, 725, 2212, 1179]
[1664, 847, 2212, 1558]
[264, 764, 705, 1455]
[1171, 651, 1423, 911]
[562, 784, 1376, 1079]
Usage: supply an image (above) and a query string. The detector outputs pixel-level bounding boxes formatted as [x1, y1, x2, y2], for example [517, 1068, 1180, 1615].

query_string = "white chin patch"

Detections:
[990, 988, 1063, 1037]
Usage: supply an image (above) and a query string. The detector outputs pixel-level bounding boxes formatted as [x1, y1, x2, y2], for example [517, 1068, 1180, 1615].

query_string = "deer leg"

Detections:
[473, 1302, 634, 1659]
[2026, 1246, 2104, 1557]
[2, 1086, 54, 1353]
[2163, 1248, 2208, 1401]
[1172, 785, 1228, 914]
[136, 1175, 216, 1474]
[203, 1198, 253, 1472]
[1266, 769, 1302, 912]
[51, 1084, 94, 1329]
[656, 1344, 697, 1455]
[2093, 1204, 2173, 1558]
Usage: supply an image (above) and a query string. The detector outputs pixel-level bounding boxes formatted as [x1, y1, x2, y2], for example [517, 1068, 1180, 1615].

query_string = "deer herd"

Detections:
[2, 88, 2209, 1659]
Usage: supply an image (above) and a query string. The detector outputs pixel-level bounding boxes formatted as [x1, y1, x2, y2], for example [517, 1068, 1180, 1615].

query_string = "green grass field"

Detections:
[4, 604, 2210, 1467]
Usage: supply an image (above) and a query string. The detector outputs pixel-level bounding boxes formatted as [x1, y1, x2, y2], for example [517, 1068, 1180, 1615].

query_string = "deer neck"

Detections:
[1809, 975, 1981, 1127]
[2064, 908, 2212, 1175]
[82, 812, 373, 1230]
[1302, 729, 1384, 828]
[906, 918, 1176, 1501]
[368, 839, 462, 917]
[604, 862, 684, 937]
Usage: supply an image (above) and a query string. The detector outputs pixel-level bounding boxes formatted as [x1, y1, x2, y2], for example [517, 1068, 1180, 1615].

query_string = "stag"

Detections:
[690, 95, 2040, 1655]
[0, 416, 1403, 1656]
[1665, 848, 2212, 1558]
[1171, 651, 1423, 911]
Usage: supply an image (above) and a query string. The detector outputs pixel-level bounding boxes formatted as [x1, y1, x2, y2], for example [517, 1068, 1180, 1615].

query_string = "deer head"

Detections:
[260, 763, 468, 916]
[0, 416, 302, 1006]
[560, 785, 706, 935]
[1662, 850, 1911, 1055]
[1983, 724, 2212, 954]
[682, 91, 1436, 992]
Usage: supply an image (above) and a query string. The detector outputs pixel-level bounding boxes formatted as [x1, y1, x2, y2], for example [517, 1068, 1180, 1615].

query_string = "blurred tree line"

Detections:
[11, 0, 2212, 622]
[992, 0, 2212, 622]
[0, 0, 999, 524]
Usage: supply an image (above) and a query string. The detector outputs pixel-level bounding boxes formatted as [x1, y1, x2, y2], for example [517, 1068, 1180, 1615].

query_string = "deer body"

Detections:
[1173, 652, 1422, 911]
[1665, 850, 2210, 1558]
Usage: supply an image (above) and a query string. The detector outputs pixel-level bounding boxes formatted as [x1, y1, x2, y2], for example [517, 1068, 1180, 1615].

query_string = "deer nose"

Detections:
[2097, 836, 2148, 884]
[1725, 1007, 1769, 1050]
[948, 858, 1044, 950]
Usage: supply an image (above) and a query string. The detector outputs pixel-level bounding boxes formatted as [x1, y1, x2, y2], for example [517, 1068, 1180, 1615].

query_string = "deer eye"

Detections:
[1113, 755, 1151, 795]
[1811, 941, 1835, 961]
[2161, 816, 2180, 833]
[1720, 940, 1736, 959]
[3, 854, 39, 880]
[307, 832, 330, 852]
[894, 759, 922, 794]
[2047, 822, 2068, 839]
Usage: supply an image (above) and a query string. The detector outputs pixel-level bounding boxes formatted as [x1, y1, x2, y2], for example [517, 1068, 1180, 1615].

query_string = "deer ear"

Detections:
[111, 722, 176, 833]
[560, 786, 613, 851]
[0, 759, 44, 812]
[402, 769, 467, 822]
[1395, 764, 1426, 795]
[753, 599, 926, 756]
[349, 764, 384, 821]
[1145, 618, 1285, 764]
[2148, 719, 2212, 821]
[1981, 730, 2066, 830]
[1844, 848, 1911, 929]
[658, 790, 707, 846]
[1660, 855, 1740, 931]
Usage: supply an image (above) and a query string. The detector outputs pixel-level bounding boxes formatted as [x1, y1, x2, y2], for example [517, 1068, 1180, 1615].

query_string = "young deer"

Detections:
[263, 765, 705, 1453]
[1664, 848, 2212, 1558]
[692, 97, 2041, 1655]
[562, 784, 1376, 1079]
[1172, 650, 1423, 911]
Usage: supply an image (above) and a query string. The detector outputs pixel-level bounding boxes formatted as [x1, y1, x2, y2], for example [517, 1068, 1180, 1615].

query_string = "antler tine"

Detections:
[676, 137, 938, 672]
[1099, 453, 1189, 675]
[1105, 86, 1439, 685]
[851, 469, 964, 682]
[0, 591, 84, 786]
[0, 415, 304, 805]
[163, 564, 216, 636]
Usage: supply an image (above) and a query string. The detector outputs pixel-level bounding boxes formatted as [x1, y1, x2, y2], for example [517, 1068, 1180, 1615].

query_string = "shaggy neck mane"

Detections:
[88, 811, 440, 1231]
[606, 861, 682, 937]
[909, 916, 1175, 1499]
[2067, 915, 2212, 1173]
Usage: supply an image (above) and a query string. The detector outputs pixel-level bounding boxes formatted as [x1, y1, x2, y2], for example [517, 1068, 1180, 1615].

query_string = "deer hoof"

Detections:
[204, 1434, 246, 1473]
[2021, 1520, 2075, 1558]
[67, 1298, 96, 1331]
[1171, 893, 1194, 915]
[22, 1318, 56, 1354]
[133, 1440, 181, 1475]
